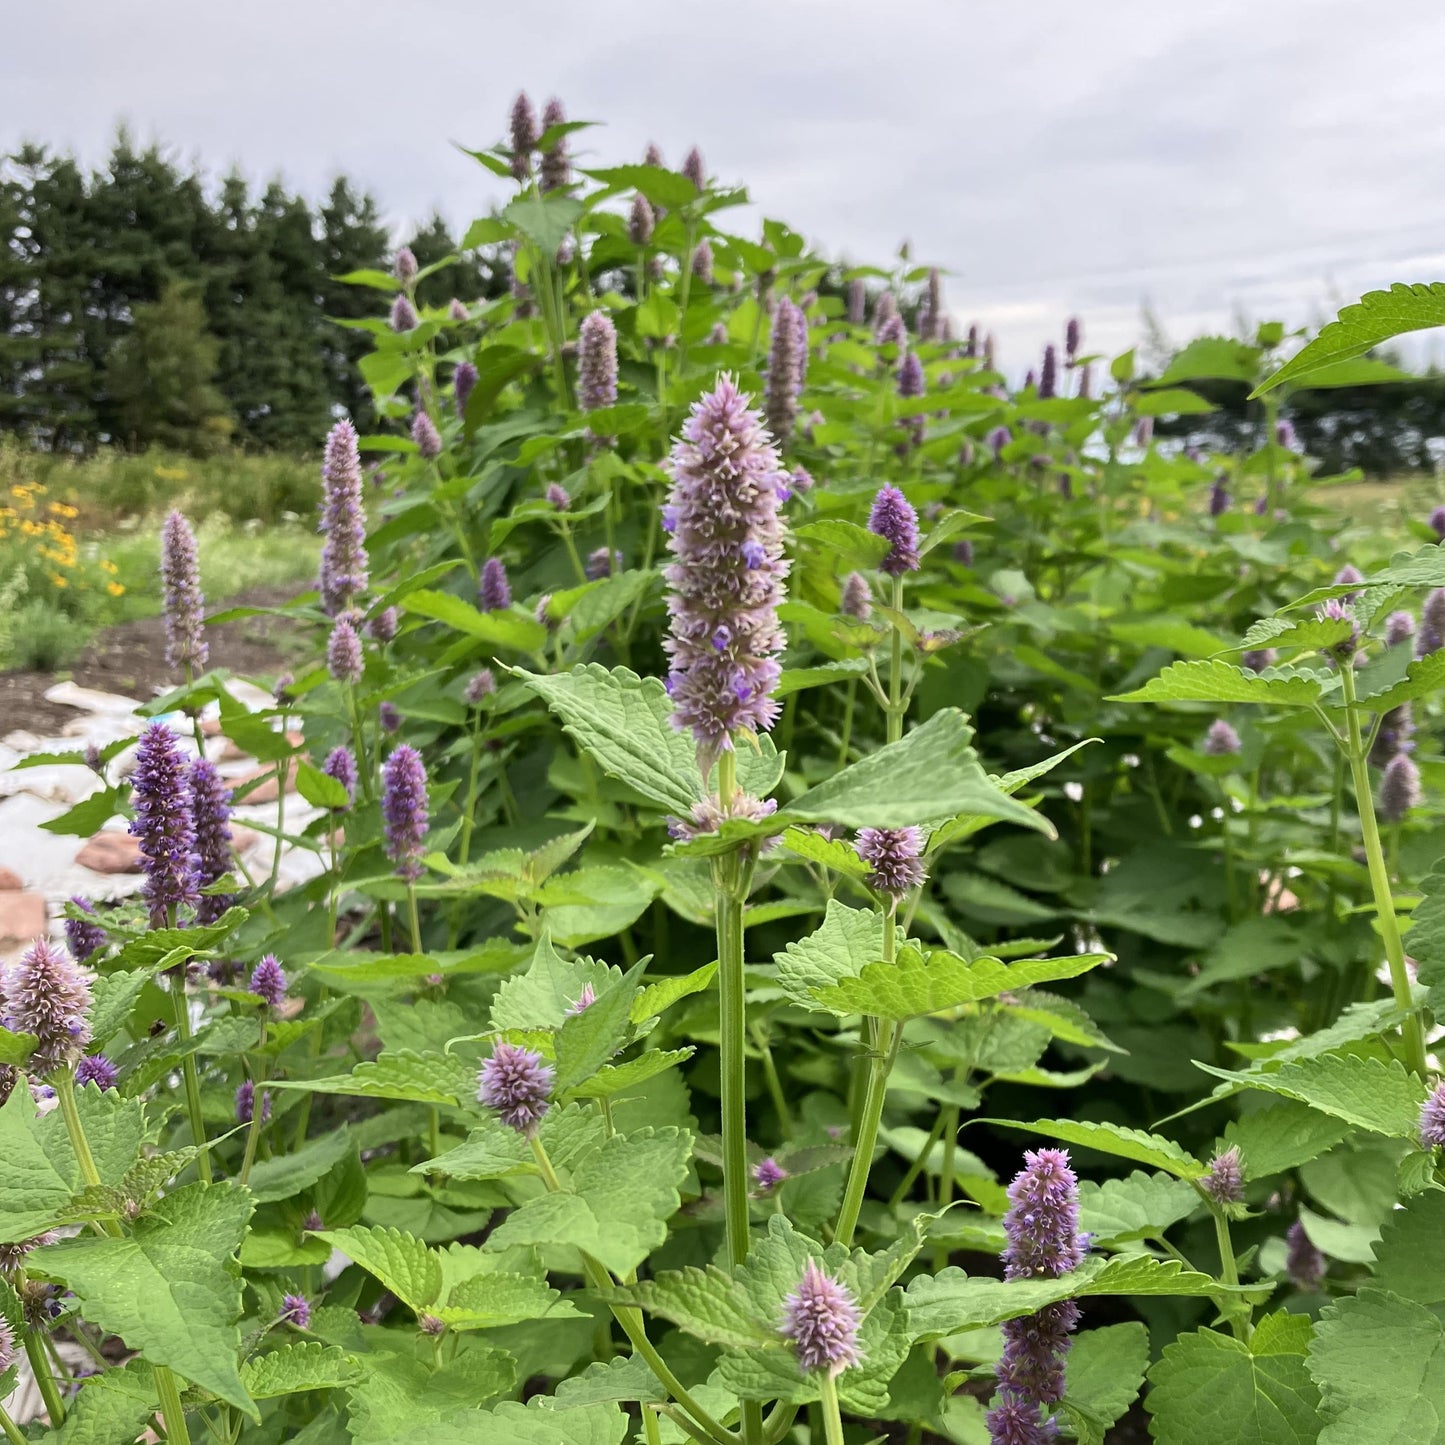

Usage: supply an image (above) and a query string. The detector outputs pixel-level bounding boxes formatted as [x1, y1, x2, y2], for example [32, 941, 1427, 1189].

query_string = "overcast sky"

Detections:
[9, 0, 1445, 372]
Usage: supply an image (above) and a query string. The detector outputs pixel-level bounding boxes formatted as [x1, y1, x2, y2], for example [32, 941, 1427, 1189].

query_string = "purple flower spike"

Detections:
[129, 722, 199, 926]
[662, 376, 790, 764]
[1209, 478, 1231, 517]
[449, 298, 468, 323]
[454, 361, 478, 417]
[249, 955, 287, 1010]
[628, 193, 655, 246]
[897, 350, 926, 448]
[920, 268, 943, 341]
[953, 539, 974, 566]
[64, 899, 107, 964]
[161, 511, 207, 674]
[327, 616, 363, 686]
[1286, 1219, 1325, 1290]
[6, 939, 93, 1076]
[279, 1293, 311, 1329]
[988, 425, 1012, 460]
[874, 290, 897, 332]
[1333, 563, 1365, 601]
[479, 557, 512, 611]
[0, 1320, 13, 1373]
[389, 294, 419, 332]
[1380, 753, 1421, 823]
[318, 419, 368, 616]
[682, 146, 706, 190]
[394, 246, 418, 285]
[753, 1156, 787, 1193]
[1038, 344, 1058, 400]
[1202, 719, 1241, 756]
[1417, 589, 1445, 658]
[235, 1078, 271, 1125]
[1065, 317, 1082, 361]
[1370, 704, 1415, 767]
[412, 410, 441, 460]
[779, 1261, 863, 1377]
[765, 298, 805, 446]
[692, 239, 714, 283]
[578, 310, 619, 414]
[1429, 504, 1445, 540]
[539, 97, 570, 192]
[876, 313, 906, 350]
[74, 1055, 117, 1091]
[509, 92, 538, 179]
[855, 826, 926, 898]
[546, 483, 571, 511]
[567, 982, 596, 1015]
[868, 485, 920, 576]
[847, 279, 866, 325]
[1241, 649, 1276, 673]
[840, 572, 872, 620]
[1420, 1081, 1445, 1147]
[382, 745, 429, 881]
[1276, 418, 1298, 451]
[1202, 1146, 1244, 1205]
[321, 746, 357, 806]
[464, 670, 497, 706]
[1386, 610, 1416, 648]
[478, 1041, 555, 1133]
[586, 546, 622, 581]
[379, 701, 400, 734]
[369, 607, 397, 645]
[1134, 416, 1154, 447]
[189, 758, 235, 925]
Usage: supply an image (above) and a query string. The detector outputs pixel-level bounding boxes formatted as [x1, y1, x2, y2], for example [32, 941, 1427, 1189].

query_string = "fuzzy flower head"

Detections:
[161, 511, 207, 673]
[847, 278, 866, 325]
[855, 827, 926, 899]
[546, 483, 571, 511]
[753, 1157, 787, 1193]
[578, 310, 619, 414]
[1419, 1080, 1445, 1148]
[692, 239, 714, 282]
[567, 982, 596, 1016]
[389, 294, 419, 332]
[464, 670, 497, 706]
[317, 419, 368, 616]
[0, 1318, 12, 1373]
[1286, 1220, 1325, 1290]
[876, 312, 906, 349]
[129, 722, 198, 926]
[249, 955, 287, 1011]
[989, 425, 1012, 460]
[1276, 418, 1298, 450]
[586, 546, 622, 581]
[1418, 588, 1445, 659]
[479, 557, 512, 611]
[628, 193, 655, 246]
[682, 146, 706, 190]
[538, 97, 570, 191]
[6, 939, 93, 1076]
[1209, 478, 1231, 517]
[1065, 316, 1082, 361]
[1315, 598, 1359, 661]
[379, 700, 400, 734]
[321, 746, 357, 807]
[393, 246, 417, 285]
[509, 92, 538, 179]
[1386, 610, 1417, 648]
[840, 572, 872, 620]
[279, 1294, 311, 1329]
[327, 616, 364, 686]
[64, 899, 107, 964]
[189, 758, 235, 925]
[454, 361, 478, 417]
[1380, 752, 1421, 823]
[868, 485, 921, 576]
[1333, 563, 1365, 601]
[764, 297, 805, 446]
[478, 1041, 555, 1134]
[779, 1261, 863, 1377]
[662, 375, 791, 764]
[382, 745, 429, 881]
[1202, 1146, 1244, 1205]
[668, 790, 779, 842]
[1370, 703, 1416, 768]
[1038, 344, 1058, 400]
[1430, 504, 1445, 540]
[74, 1054, 117, 1091]
[1002, 1149, 1084, 1281]
[368, 606, 397, 644]
[412, 410, 441, 460]
[1241, 648, 1276, 673]
[1202, 719, 1241, 756]
[235, 1079, 271, 1125]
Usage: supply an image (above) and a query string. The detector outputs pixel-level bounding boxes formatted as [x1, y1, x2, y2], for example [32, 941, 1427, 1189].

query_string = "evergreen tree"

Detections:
[320, 177, 389, 429]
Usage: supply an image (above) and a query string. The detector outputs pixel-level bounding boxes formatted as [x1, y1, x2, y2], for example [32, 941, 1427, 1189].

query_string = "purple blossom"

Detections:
[389, 294, 419, 332]
[586, 546, 622, 580]
[855, 827, 926, 898]
[535, 593, 557, 631]
[1316, 598, 1359, 661]
[129, 723, 199, 926]
[643, 142, 664, 167]
[279, 1294, 311, 1329]
[327, 616, 363, 685]
[1386, 610, 1416, 648]
[6, 939, 92, 1076]
[847, 279, 866, 325]
[1286, 1220, 1325, 1290]
[1333, 563, 1365, 601]
[873, 290, 898, 335]
[236, 1079, 271, 1125]
[478, 1041, 555, 1133]
[368, 607, 397, 644]
[249, 955, 287, 1010]
[628, 193, 655, 246]
[983, 333, 997, 368]
[1370, 703, 1415, 767]
[1134, 416, 1154, 447]
[64, 899, 107, 964]
[765, 298, 805, 446]
[876, 313, 906, 349]
[1276, 418, 1298, 450]
[1038, 344, 1058, 400]
[897, 351, 926, 448]
[953, 539, 974, 566]
[464, 669, 497, 706]
[382, 745, 429, 881]
[1419, 1080, 1445, 1147]
[161, 511, 207, 673]
[379, 700, 401, 733]
[668, 790, 778, 842]
[989, 426, 1012, 460]
[189, 758, 235, 925]
[1202, 719, 1241, 756]
[567, 982, 596, 1015]
[394, 246, 418, 285]
[1209, 478, 1231, 517]
[74, 1054, 118, 1090]
[454, 361, 478, 417]
[449, 298, 469, 323]
[692, 240, 714, 282]
[707, 321, 728, 346]
[779, 1261, 863, 1377]
[1241, 649, 1276, 673]
[868, 485, 920, 576]
[1254, 494, 1269, 517]
[789, 466, 814, 495]
[546, 483, 571, 511]
[1417, 589, 1445, 658]
[539, 97, 570, 191]
[479, 557, 512, 611]
[965, 323, 980, 358]
[682, 146, 706, 190]
[1430, 505, 1445, 540]
[578, 310, 619, 414]
[920, 268, 943, 341]
[509, 92, 538, 179]
[412, 410, 441, 460]
[840, 572, 872, 619]
[1064, 317, 1082, 361]
[1379, 753, 1421, 823]
[662, 376, 790, 764]
[0, 1320, 13, 1373]
[753, 1157, 787, 1193]
[321, 746, 356, 806]
[317, 420, 368, 617]
[1202, 1146, 1244, 1205]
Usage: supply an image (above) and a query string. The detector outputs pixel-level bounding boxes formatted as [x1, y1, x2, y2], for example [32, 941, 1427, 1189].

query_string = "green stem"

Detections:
[0, 1402, 26, 1445]
[457, 722, 484, 868]
[172, 976, 212, 1182]
[558, 523, 588, 585]
[835, 1019, 900, 1247]
[643, 1405, 664, 1445]
[23, 1332, 66, 1425]
[751, 1023, 791, 1140]
[153, 1363, 193, 1445]
[1208, 1203, 1251, 1343]
[817, 1373, 846, 1445]
[55, 1071, 105, 1194]
[889, 1108, 947, 1208]
[887, 576, 904, 743]
[405, 884, 423, 955]
[1339, 665, 1427, 1075]
[237, 1021, 269, 1187]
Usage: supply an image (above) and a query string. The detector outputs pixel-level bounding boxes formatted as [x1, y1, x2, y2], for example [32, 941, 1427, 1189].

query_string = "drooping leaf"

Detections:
[980, 1117, 1207, 1179]
[1110, 659, 1323, 707]
[240, 1343, 365, 1399]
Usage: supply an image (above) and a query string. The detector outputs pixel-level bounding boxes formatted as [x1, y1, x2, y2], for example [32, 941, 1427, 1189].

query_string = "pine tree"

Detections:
[320, 177, 389, 429]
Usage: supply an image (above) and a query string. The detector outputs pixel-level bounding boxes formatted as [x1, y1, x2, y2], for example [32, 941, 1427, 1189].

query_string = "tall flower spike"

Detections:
[249, 955, 287, 1010]
[682, 146, 705, 190]
[876, 312, 906, 349]
[847, 278, 866, 324]
[1370, 703, 1415, 767]
[393, 246, 418, 285]
[1417, 588, 1445, 657]
[1380, 752, 1421, 823]
[644, 142, 664, 167]
[874, 290, 897, 333]
[538, 97, 570, 191]
[389, 294, 418, 332]
[1065, 316, 1082, 361]
[382, 745, 429, 881]
[479, 557, 512, 611]
[129, 722, 198, 925]
[578, 310, 619, 413]
[509, 92, 538, 179]
[840, 572, 872, 619]
[898, 350, 925, 448]
[628, 193, 655, 246]
[868, 485, 920, 575]
[454, 360, 478, 417]
[412, 410, 441, 460]
[586, 546, 622, 580]
[1209, 477, 1231, 516]
[161, 511, 207, 673]
[464, 669, 496, 706]
[1038, 344, 1058, 400]
[64, 898, 107, 964]
[692, 239, 714, 283]
[765, 297, 804, 446]
[1202, 1145, 1244, 1205]
[920, 268, 943, 340]
[479, 1041, 555, 1133]
[327, 616, 363, 685]
[369, 606, 397, 644]
[189, 758, 235, 925]
[318, 419, 368, 616]
[5, 939, 92, 1076]
[779, 1261, 863, 1377]
[1286, 1220, 1325, 1290]
[1420, 1080, 1445, 1147]
[1430, 504, 1445, 540]
[855, 827, 926, 898]
[662, 376, 790, 765]
[321, 746, 357, 807]
[1386, 610, 1416, 648]
[1202, 719, 1241, 756]
[74, 1054, 117, 1090]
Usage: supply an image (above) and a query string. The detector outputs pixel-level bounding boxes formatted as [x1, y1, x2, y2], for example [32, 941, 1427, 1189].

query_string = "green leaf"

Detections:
[551, 1354, 665, 1409]
[1153, 336, 1260, 386]
[1255, 283, 1445, 396]
[1355, 649, 1445, 712]
[1224, 1100, 1352, 1181]
[244, 1128, 356, 1204]
[295, 761, 352, 810]
[614, 1265, 775, 1350]
[773, 659, 872, 699]
[1109, 659, 1323, 707]
[1147, 1313, 1321, 1444]
[1077, 1170, 1202, 1248]
[1061, 1322, 1151, 1445]
[462, 345, 539, 428]
[443, 1398, 628, 1445]
[38, 786, 126, 836]
[503, 193, 584, 253]
[793, 519, 892, 569]
[241, 1342, 364, 1399]
[566, 1047, 695, 1100]
[554, 959, 646, 1090]
[346, 1349, 517, 1443]
[490, 935, 621, 1033]
[631, 962, 717, 1022]
[87, 969, 152, 1048]
[0, 1028, 35, 1066]
[515, 665, 701, 814]
[39, 1361, 156, 1445]
[319, 1225, 441, 1310]
[1369, 1189, 1445, 1305]
[405, 589, 549, 653]
[1132, 387, 1216, 416]
[32, 1182, 255, 1413]
[1308, 1288, 1445, 1444]
[773, 900, 885, 1008]
[586, 163, 700, 209]
[980, 1117, 1206, 1179]
[269, 1051, 475, 1105]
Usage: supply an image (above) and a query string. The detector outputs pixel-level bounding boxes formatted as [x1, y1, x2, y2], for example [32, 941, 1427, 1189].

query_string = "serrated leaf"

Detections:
[1356, 649, 1445, 712]
[612, 1264, 775, 1349]
[1061, 1322, 1151, 1445]
[346, 1349, 517, 1443]
[773, 900, 884, 1008]
[405, 589, 549, 653]
[566, 1047, 694, 1099]
[503, 193, 585, 252]
[1369, 1189, 1445, 1305]
[1224, 1101, 1353, 1181]
[793, 519, 892, 569]
[39, 1361, 156, 1445]
[778, 825, 871, 877]
[87, 969, 152, 1048]
[631, 963, 717, 1022]
[244, 1128, 355, 1204]
[241, 1342, 364, 1398]
[1077, 1170, 1201, 1248]
[0, 1028, 35, 1066]
[447, 1398, 628, 1445]
[551, 1353, 665, 1408]
[319, 1225, 441, 1310]
[980, 1117, 1206, 1178]
[295, 761, 352, 810]
[553, 958, 646, 1091]
[435, 1269, 582, 1330]
[490, 935, 622, 1033]
[268, 1051, 474, 1105]
[1155, 335, 1260, 386]
[1110, 659, 1322, 707]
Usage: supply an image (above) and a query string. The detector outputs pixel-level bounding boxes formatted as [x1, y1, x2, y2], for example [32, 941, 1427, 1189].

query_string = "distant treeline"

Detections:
[0, 133, 506, 454]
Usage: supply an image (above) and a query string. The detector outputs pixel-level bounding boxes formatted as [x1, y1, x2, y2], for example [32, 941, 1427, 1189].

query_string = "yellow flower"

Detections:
[99, 559, 118, 574]
[51, 574, 68, 588]
[106, 582, 125, 597]
[10, 485, 29, 500]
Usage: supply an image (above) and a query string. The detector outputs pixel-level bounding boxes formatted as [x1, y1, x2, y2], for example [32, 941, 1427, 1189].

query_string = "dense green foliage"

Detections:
[6, 109, 1445, 1445]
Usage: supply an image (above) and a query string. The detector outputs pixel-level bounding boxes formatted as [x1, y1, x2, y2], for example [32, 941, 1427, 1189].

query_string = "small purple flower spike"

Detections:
[1038, 344, 1058, 400]
[1209, 478, 1230, 517]
[235, 1078, 271, 1125]
[394, 246, 418, 285]
[578, 310, 619, 414]
[327, 616, 364, 686]
[318, 419, 368, 617]
[1134, 416, 1154, 447]
[1370, 703, 1415, 768]
[644, 141, 664, 167]
[753, 1156, 787, 1193]
[868, 485, 921, 575]
[840, 572, 872, 620]
[279, 1293, 311, 1329]
[382, 745, 429, 881]
[249, 955, 287, 1010]
[1333, 563, 1365, 601]
[953, 539, 974, 566]
[919, 268, 943, 341]
[389, 294, 419, 332]
[855, 827, 926, 899]
[1065, 316, 1082, 361]
[539, 97, 570, 192]
[479, 557, 512, 611]
[682, 146, 705, 190]
[1419, 1080, 1445, 1147]
[846, 279, 866, 325]
[628, 193, 655, 246]
[368, 607, 397, 644]
[1386, 610, 1416, 648]
[780, 1261, 863, 1377]
[1286, 1220, 1325, 1290]
[454, 361, 478, 417]
[586, 546, 622, 580]
[1241, 648, 1276, 672]
[1430, 504, 1445, 540]
[509, 92, 538, 180]
[1379, 752, 1421, 823]
[161, 511, 207, 673]
[74, 1055, 117, 1091]
[1202, 1146, 1244, 1205]
[1202, 719, 1241, 756]
[546, 483, 571, 511]
[321, 746, 357, 807]
[876, 312, 906, 349]
[379, 701, 400, 733]
[988, 425, 1012, 460]
[6, 939, 93, 1076]
[692, 239, 714, 282]
[478, 1041, 555, 1133]
[1275, 418, 1298, 450]
[464, 669, 497, 706]
[1417, 589, 1445, 658]
[567, 982, 596, 1015]
[668, 791, 778, 843]
[129, 722, 199, 926]
[449, 298, 468, 324]
[190, 758, 235, 925]
[765, 297, 804, 446]
[64, 899, 107, 964]
[412, 410, 442, 460]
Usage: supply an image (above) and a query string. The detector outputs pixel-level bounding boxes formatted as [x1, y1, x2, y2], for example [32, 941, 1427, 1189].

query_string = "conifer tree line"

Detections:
[0, 132, 506, 455]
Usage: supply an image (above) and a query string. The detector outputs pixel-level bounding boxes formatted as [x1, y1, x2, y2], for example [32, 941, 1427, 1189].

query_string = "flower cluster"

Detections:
[129, 722, 199, 926]
[161, 510, 207, 673]
[478, 1041, 555, 1133]
[779, 1261, 863, 1377]
[190, 758, 235, 925]
[382, 745, 429, 880]
[855, 827, 926, 898]
[4, 938, 93, 1076]
[868, 486, 920, 575]
[318, 419, 368, 616]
